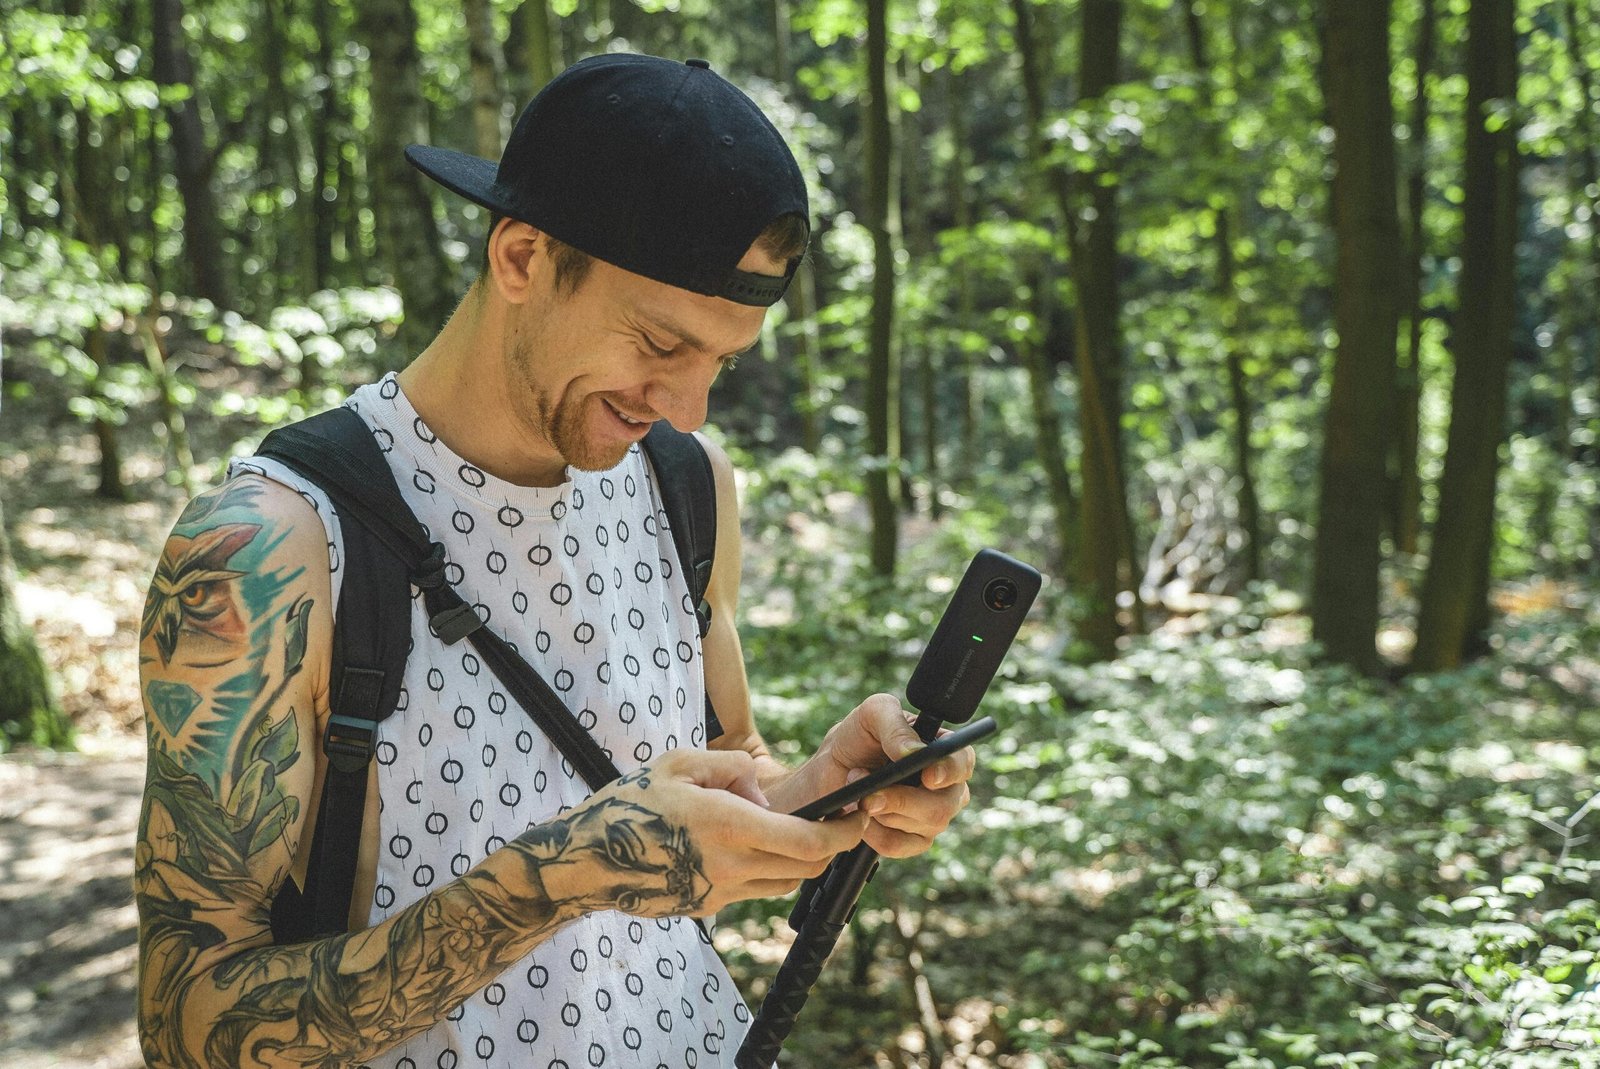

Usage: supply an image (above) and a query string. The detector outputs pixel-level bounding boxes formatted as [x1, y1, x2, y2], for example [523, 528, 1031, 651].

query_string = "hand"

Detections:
[548, 748, 870, 918]
[812, 694, 977, 859]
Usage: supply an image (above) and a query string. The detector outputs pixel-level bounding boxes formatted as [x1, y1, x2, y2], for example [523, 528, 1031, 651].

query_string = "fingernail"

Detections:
[865, 795, 886, 815]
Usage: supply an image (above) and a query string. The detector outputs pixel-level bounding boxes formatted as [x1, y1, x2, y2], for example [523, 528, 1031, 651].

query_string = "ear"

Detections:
[486, 218, 547, 306]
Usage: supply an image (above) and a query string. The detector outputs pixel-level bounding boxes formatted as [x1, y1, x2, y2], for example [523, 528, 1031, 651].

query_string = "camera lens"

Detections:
[983, 577, 1019, 612]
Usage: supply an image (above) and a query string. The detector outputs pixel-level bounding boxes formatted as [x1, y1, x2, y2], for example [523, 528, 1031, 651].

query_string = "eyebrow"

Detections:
[639, 311, 761, 360]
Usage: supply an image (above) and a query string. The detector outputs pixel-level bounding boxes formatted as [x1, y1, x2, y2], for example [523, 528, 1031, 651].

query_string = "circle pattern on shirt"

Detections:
[332, 378, 738, 1069]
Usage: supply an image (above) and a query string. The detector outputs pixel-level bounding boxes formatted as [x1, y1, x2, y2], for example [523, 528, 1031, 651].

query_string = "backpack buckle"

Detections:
[430, 603, 484, 645]
[324, 713, 376, 773]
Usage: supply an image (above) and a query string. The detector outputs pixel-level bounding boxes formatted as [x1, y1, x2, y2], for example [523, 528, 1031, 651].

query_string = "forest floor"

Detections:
[1, 355, 205, 1068]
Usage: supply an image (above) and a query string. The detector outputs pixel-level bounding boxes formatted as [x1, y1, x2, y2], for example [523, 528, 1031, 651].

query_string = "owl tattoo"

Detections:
[143, 523, 261, 666]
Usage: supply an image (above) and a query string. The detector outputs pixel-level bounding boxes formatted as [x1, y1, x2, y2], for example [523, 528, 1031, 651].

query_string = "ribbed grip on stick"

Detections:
[735, 916, 848, 1068]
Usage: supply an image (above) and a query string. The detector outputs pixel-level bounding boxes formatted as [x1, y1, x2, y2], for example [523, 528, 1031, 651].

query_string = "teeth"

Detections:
[611, 402, 642, 425]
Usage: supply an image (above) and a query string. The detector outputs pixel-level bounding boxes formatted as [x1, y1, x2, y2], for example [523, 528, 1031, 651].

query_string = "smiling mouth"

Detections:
[604, 399, 655, 428]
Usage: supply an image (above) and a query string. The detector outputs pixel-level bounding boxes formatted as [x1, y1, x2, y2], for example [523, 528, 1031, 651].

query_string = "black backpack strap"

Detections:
[259, 408, 631, 939]
[640, 424, 723, 742]
[258, 408, 412, 941]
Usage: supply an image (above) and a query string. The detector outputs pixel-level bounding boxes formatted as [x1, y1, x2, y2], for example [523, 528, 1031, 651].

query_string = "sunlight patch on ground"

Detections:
[16, 578, 118, 637]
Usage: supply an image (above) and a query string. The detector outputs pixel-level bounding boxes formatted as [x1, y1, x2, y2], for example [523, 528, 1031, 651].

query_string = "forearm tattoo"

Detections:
[135, 481, 711, 1069]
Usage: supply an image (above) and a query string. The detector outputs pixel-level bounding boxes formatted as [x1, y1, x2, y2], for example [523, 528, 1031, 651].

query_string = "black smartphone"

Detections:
[788, 717, 999, 821]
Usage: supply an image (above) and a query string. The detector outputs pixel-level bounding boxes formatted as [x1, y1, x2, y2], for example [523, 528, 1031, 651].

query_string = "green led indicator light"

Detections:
[972, 634, 984, 642]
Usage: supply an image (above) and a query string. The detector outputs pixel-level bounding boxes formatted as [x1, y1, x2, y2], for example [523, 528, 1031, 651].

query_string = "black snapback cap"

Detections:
[406, 53, 808, 307]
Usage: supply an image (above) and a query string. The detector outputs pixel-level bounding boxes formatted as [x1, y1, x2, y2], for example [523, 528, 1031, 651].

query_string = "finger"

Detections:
[723, 807, 869, 863]
[862, 781, 970, 835]
[700, 877, 810, 912]
[919, 744, 977, 791]
[668, 748, 768, 806]
[863, 822, 934, 859]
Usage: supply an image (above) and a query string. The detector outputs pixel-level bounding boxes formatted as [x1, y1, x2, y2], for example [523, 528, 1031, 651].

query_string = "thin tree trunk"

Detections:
[507, 0, 561, 105]
[0, 496, 71, 750]
[87, 330, 129, 501]
[309, 0, 340, 303]
[1182, 0, 1261, 584]
[1009, 0, 1084, 597]
[139, 312, 197, 497]
[1395, 0, 1436, 557]
[901, 59, 941, 518]
[66, 0, 129, 501]
[772, 0, 823, 454]
[1562, 0, 1600, 574]
[865, 0, 901, 581]
[944, 66, 979, 482]
[1312, 0, 1402, 676]
[355, 0, 457, 360]
[466, 0, 510, 159]
[262, 0, 307, 299]
[1413, 0, 1519, 670]
[1022, 259, 1081, 587]
[150, 0, 234, 310]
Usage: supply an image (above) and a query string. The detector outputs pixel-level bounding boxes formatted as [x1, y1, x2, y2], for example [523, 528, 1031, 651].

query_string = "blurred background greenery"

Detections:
[1, 0, 1597, 1065]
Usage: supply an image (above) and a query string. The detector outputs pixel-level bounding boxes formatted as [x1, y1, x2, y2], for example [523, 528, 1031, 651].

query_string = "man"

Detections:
[135, 53, 974, 1068]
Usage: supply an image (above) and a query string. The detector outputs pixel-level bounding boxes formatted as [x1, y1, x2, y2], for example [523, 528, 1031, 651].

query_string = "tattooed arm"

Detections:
[135, 475, 868, 1069]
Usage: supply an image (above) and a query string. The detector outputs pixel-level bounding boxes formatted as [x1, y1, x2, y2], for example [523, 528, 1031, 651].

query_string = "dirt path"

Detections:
[0, 749, 145, 1069]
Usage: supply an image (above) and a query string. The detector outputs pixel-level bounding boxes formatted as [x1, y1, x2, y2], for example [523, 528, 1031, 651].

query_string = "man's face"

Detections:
[506, 237, 777, 474]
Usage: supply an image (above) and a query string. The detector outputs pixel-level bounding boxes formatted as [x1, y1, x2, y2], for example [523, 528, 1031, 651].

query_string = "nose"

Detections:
[643, 356, 720, 433]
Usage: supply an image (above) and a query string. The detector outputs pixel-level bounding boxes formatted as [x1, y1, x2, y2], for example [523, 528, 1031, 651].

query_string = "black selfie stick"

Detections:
[735, 550, 1041, 1069]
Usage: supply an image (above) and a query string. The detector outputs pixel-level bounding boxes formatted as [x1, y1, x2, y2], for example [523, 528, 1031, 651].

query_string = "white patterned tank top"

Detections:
[231, 373, 753, 1068]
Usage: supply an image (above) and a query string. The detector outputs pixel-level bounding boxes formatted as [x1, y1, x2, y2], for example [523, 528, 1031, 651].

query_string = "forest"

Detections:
[2, 0, 1599, 1065]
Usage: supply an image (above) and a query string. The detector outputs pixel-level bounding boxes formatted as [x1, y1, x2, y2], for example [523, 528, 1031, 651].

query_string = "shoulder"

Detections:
[691, 431, 738, 513]
[164, 472, 335, 586]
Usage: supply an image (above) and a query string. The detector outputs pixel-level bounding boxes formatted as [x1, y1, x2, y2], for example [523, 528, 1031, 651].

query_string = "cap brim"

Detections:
[404, 144, 515, 216]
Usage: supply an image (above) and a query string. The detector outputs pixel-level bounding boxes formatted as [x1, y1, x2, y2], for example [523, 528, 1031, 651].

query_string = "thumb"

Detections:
[855, 693, 925, 761]
[876, 715, 927, 762]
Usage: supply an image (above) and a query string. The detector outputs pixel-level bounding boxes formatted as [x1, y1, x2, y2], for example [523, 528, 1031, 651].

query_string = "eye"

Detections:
[179, 582, 212, 608]
[641, 335, 677, 358]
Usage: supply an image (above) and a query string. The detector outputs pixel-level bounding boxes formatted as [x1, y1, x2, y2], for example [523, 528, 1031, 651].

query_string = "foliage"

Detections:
[721, 482, 1600, 1064]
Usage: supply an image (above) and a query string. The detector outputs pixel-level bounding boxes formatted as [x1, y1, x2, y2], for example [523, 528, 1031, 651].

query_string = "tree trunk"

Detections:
[865, 0, 901, 581]
[1395, 0, 1436, 557]
[309, 0, 340, 303]
[1009, 0, 1090, 610]
[1023, 259, 1081, 588]
[140, 312, 197, 497]
[1013, 0, 1126, 657]
[150, 0, 234, 310]
[0, 497, 71, 751]
[261, 0, 307, 301]
[1413, 0, 1519, 670]
[772, 0, 823, 455]
[1312, 0, 1402, 676]
[1182, 0, 1261, 584]
[944, 65, 979, 483]
[901, 59, 941, 518]
[507, 0, 560, 104]
[355, 0, 457, 361]
[87, 330, 129, 501]
[65, 0, 130, 501]
[1562, 0, 1600, 574]
[466, 0, 511, 159]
